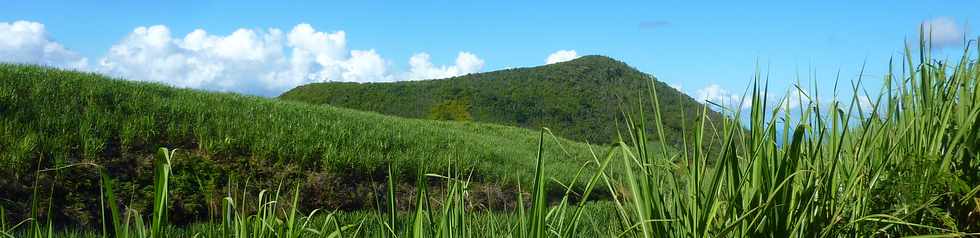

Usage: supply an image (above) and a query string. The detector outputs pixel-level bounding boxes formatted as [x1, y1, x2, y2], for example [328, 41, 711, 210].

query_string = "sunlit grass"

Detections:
[2, 33, 978, 237]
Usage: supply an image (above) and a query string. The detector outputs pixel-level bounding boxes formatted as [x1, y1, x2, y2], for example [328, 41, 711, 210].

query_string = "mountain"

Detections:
[280, 55, 724, 148]
[0, 64, 612, 225]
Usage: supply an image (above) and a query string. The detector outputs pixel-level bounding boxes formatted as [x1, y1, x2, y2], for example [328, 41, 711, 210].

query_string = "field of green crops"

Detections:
[0, 62, 632, 229]
[1, 36, 979, 237]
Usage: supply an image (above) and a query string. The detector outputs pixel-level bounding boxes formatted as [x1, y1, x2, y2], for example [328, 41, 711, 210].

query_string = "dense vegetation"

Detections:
[0, 65, 618, 227]
[280, 55, 723, 149]
[3, 36, 979, 237]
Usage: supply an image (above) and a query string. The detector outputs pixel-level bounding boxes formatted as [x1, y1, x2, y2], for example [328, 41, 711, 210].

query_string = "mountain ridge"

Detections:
[280, 55, 724, 148]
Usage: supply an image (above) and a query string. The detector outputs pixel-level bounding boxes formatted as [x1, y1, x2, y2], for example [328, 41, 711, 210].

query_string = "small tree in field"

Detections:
[428, 99, 472, 121]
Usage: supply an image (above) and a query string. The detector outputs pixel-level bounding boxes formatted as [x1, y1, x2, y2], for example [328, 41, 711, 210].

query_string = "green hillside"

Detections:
[280, 55, 724, 148]
[0, 64, 618, 226]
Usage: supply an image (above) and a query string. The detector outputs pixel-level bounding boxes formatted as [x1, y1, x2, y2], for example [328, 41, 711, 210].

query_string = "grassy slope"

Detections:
[0, 64, 618, 226]
[279, 55, 724, 149]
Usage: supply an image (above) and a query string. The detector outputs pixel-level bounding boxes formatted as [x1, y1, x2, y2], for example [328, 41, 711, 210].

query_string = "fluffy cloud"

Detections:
[696, 84, 747, 109]
[0, 21, 87, 69]
[404, 52, 484, 80]
[2, 21, 485, 96]
[272, 24, 394, 85]
[545, 50, 578, 64]
[98, 25, 289, 95]
[920, 17, 966, 48]
[2, 21, 485, 95]
[95, 23, 482, 96]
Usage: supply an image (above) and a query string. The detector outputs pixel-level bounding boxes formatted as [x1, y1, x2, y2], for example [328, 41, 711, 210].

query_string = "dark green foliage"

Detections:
[279, 55, 723, 148]
[0, 64, 613, 227]
[428, 99, 472, 121]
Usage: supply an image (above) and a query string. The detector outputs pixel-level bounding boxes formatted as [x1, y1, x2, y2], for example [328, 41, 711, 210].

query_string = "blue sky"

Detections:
[1, 0, 978, 100]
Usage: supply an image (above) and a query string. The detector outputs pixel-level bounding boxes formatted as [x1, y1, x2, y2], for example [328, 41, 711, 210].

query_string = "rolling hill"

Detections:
[0, 64, 621, 226]
[280, 55, 724, 148]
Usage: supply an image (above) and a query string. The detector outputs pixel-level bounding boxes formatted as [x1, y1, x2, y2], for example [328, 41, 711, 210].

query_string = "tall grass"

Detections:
[93, 147, 369, 238]
[608, 35, 980, 237]
[3, 35, 978, 237]
[0, 61, 611, 226]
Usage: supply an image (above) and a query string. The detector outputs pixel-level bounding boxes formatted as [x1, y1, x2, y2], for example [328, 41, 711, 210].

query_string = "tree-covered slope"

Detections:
[280, 55, 724, 148]
[0, 64, 615, 226]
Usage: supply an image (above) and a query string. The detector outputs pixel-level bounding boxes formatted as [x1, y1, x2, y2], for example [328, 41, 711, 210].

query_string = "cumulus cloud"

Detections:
[0, 21, 87, 69]
[2, 21, 484, 96]
[2, 21, 487, 96]
[274, 24, 394, 85]
[98, 25, 289, 95]
[920, 17, 967, 48]
[404, 51, 485, 80]
[95, 23, 482, 96]
[545, 50, 578, 64]
[696, 84, 745, 108]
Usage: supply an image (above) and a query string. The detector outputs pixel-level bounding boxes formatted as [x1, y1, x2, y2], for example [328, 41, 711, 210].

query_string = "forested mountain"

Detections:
[281, 55, 725, 148]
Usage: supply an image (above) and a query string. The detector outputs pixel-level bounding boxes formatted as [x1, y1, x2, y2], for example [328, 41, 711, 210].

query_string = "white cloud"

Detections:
[921, 17, 966, 48]
[403, 51, 484, 80]
[2, 21, 484, 96]
[275, 24, 393, 85]
[286, 24, 347, 60]
[0, 21, 87, 69]
[695, 84, 749, 110]
[98, 25, 288, 95]
[95, 23, 483, 96]
[545, 50, 578, 64]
